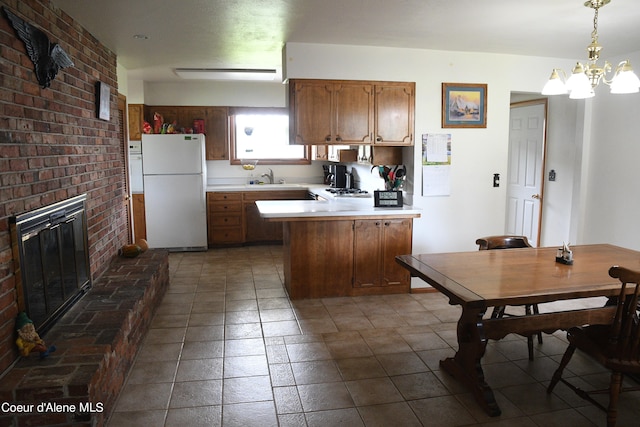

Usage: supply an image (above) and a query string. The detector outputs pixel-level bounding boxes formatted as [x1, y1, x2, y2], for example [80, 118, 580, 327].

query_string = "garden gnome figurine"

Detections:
[15, 312, 55, 358]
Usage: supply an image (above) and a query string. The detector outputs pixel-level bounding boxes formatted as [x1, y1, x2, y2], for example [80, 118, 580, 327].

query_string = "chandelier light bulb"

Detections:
[541, 69, 568, 95]
[565, 63, 591, 93]
[610, 60, 640, 94]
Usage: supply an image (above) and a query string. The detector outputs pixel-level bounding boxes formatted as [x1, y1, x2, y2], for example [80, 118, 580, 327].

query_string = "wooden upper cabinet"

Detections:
[172, 106, 228, 160]
[177, 107, 206, 131]
[204, 107, 229, 160]
[145, 106, 179, 129]
[334, 83, 373, 144]
[289, 79, 414, 146]
[127, 104, 144, 140]
[371, 146, 403, 165]
[143, 105, 229, 160]
[374, 83, 415, 146]
[290, 81, 333, 144]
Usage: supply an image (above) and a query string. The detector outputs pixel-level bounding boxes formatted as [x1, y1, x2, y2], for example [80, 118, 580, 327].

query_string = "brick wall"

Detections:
[0, 0, 128, 375]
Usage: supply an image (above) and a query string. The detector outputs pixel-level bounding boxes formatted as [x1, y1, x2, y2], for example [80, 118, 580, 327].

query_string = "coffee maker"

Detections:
[328, 164, 347, 188]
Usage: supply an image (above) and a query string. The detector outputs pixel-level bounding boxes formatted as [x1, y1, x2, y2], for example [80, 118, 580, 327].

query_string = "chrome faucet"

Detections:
[261, 168, 274, 184]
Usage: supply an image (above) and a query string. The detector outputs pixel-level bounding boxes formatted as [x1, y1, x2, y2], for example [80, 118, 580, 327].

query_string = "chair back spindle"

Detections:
[608, 266, 640, 362]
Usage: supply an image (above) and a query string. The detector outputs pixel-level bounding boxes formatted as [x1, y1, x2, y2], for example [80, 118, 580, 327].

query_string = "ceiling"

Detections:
[52, 0, 640, 82]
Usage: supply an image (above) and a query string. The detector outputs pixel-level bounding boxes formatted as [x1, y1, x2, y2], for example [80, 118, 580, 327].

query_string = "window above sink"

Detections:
[229, 107, 311, 165]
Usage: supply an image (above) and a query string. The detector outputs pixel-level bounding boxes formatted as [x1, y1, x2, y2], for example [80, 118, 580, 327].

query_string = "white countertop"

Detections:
[206, 183, 309, 192]
[255, 198, 421, 220]
[208, 183, 421, 219]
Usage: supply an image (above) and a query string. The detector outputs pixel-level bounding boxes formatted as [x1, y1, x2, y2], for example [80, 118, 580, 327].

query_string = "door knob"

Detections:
[532, 194, 541, 200]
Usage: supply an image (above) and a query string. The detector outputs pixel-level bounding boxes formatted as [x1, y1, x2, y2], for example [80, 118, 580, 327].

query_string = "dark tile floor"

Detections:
[107, 245, 640, 426]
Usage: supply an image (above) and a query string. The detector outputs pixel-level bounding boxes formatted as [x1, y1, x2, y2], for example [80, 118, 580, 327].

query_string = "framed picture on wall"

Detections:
[441, 83, 487, 128]
[96, 81, 110, 121]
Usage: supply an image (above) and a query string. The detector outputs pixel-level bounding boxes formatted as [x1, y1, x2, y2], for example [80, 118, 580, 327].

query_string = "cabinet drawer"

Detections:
[211, 215, 242, 227]
[209, 192, 243, 201]
[210, 201, 242, 212]
[211, 227, 243, 243]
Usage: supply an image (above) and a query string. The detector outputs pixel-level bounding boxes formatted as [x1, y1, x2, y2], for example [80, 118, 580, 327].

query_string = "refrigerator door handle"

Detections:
[200, 180, 206, 211]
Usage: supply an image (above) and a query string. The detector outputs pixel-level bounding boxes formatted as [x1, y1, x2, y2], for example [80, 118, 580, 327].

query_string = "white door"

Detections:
[505, 101, 547, 246]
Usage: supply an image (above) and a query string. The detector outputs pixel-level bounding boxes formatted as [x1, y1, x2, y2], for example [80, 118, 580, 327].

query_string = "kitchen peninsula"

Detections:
[256, 188, 421, 299]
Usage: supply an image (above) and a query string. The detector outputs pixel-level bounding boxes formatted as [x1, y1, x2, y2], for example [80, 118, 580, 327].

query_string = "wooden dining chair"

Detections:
[476, 235, 543, 360]
[547, 266, 640, 427]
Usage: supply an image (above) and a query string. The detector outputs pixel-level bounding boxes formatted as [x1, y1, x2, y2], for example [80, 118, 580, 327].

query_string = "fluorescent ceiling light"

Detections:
[174, 68, 277, 81]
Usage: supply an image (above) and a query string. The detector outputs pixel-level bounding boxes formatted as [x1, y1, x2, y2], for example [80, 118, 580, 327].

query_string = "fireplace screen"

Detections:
[11, 195, 91, 334]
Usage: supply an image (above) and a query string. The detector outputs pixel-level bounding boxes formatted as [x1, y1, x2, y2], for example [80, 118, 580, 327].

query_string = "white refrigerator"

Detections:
[142, 134, 207, 251]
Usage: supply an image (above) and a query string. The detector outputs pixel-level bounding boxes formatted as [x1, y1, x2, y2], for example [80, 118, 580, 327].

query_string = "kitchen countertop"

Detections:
[258, 194, 420, 221]
[206, 183, 309, 192]
[207, 183, 421, 219]
[256, 199, 421, 220]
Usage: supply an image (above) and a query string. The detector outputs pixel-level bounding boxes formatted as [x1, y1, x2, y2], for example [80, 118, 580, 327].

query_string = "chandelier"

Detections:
[542, 0, 640, 99]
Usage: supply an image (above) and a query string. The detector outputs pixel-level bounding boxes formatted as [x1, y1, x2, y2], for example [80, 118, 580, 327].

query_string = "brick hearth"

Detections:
[0, 249, 169, 427]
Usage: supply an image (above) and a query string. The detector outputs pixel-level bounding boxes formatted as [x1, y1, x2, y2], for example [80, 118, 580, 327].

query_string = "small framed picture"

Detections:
[442, 83, 487, 128]
[96, 81, 110, 121]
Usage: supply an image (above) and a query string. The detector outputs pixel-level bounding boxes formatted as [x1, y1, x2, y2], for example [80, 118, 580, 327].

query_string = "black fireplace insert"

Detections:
[10, 194, 92, 334]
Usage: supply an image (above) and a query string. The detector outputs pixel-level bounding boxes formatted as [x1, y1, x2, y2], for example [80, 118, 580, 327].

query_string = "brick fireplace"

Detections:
[10, 194, 92, 335]
[0, 0, 128, 382]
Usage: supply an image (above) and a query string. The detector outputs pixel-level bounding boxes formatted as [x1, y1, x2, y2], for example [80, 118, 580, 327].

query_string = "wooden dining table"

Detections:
[396, 244, 640, 417]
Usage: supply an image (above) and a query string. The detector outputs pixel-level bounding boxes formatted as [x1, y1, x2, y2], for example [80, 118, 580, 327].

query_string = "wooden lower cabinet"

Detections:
[282, 216, 415, 299]
[207, 192, 244, 245]
[207, 190, 307, 246]
[245, 202, 282, 242]
[353, 219, 412, 288]
[243, 190, 307, 243]
[132, 193, 146, 242]
[284, 220, 355, 299]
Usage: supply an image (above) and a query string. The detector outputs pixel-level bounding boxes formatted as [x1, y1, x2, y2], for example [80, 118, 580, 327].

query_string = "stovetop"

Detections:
[325, 188, 371, 197]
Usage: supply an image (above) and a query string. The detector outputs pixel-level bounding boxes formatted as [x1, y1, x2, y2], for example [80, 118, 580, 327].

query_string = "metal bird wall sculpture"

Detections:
[3, 7, 74, 88]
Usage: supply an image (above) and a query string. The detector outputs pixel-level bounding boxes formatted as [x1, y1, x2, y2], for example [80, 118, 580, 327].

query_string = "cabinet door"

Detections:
[128, 104, 144, 140]
[132, 193, 146, 241]
[353, 220, 383, 287]
[354, 218, 412, 288]
[244, 202, 283, 242]
[145, 106, 179, 132]
[370, 146, 403, 165]
[381, 219, 412, 285]
[374, 84, 415, 145]
[177, 107, 206, 133]
[243, 190, 306, 242]
[205, 107, 228, 160]
[334, 83, 373, 144]
[290, 81, 333, 144]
